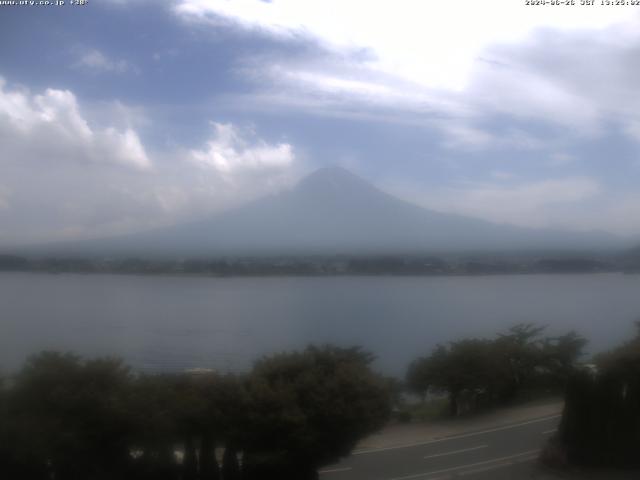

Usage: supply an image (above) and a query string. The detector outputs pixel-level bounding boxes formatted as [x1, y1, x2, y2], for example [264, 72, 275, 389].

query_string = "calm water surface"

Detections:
[1, 272, 639, 376]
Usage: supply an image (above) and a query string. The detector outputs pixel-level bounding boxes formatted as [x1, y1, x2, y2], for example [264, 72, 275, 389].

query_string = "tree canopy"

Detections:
[406, 324, 586, 416]
[242, 346, 390, 479]
[553, 322, 640, 468]
[0, 346, 390, 480]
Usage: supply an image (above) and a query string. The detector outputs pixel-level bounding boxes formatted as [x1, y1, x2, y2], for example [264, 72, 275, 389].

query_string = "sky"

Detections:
[1, 0, 640, 246]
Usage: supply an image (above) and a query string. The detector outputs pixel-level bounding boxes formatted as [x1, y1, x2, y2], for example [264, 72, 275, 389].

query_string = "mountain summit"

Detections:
[294, 166, 381, 196]
[38, 167, 622, 256]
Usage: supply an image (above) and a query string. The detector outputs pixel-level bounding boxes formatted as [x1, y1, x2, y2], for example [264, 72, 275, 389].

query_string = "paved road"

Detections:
[319, 415, 560, 480]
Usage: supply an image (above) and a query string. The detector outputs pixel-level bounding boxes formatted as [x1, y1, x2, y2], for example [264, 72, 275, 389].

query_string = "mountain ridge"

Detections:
[17, 166, 627, 257]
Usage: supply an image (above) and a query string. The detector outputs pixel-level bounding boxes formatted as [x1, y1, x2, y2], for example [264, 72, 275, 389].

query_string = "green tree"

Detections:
[241, 345, 390, 480]
[494, 323, 547, 400]
[200, 373, 246, 480]
[406, 356, 433, 402]
[8, 352, 133, 480]
[540, 331, 587, 388]
[407, 324, 586, 417]
[127, 373, 191, 480]
[555, 323, 640, 467]
[430, 340, 498, 415]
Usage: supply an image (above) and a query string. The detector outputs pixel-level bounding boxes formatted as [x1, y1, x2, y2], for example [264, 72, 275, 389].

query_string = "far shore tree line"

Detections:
[0, 252, 627, 277]
[1, 322, 639, 477]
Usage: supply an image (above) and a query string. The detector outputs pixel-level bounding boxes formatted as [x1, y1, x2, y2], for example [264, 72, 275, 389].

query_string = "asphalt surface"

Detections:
[318, 415, 561, 480]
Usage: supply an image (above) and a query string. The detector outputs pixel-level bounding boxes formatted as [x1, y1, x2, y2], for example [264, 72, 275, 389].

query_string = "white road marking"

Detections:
[542, 428, 557, 435]
[459, 452, 538, 476]
[387, 450, 540, 480]
[423, 444, 488, 460]
[353, 414, 561, 455]
[319, 467, 353, 474]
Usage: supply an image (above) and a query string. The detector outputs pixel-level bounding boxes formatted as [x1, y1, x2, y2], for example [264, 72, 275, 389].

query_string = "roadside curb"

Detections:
[354, 403, 563, 455]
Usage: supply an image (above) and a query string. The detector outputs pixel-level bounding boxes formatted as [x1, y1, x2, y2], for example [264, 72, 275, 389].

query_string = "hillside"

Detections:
[25, 167, 623, 257]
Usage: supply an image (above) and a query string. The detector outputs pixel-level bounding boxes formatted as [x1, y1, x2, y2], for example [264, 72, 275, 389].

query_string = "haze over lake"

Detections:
[2, 272, 639, 376]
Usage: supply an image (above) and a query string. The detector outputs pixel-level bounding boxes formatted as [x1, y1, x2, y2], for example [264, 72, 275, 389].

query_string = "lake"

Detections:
[1, 272, 639, 376]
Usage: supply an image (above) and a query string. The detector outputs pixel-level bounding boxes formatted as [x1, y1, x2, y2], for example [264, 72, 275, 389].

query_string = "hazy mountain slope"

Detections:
[30, 167, 624, 257]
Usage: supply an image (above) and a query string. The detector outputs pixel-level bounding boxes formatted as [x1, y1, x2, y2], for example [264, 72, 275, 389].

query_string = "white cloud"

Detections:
[189, 122, 294, 175]
[599, 194, 640, 236]
[175, 0, 640, 150]
[99, 128, 150, 169]
[465, 56, 602, 135]
[549, 152, 577, 167]
[0, 186, 9, 210]
[491, 171, 515, 181]
[0, 77, 151, 170]
[175, 0, 635, 90]
[74, 49, 131, 74]
[152, 48, 180, 62]
[438, 122, 496, 150]
[624, 121, 640, 143]
[393, 177, 602, 230]
[0, 77, 301, 244]
[436, 120, 545, 151]
[245, 62, 472, 117]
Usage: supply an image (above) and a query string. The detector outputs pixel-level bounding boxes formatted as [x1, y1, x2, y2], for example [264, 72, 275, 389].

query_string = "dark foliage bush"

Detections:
[0, 346, 390, 480]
